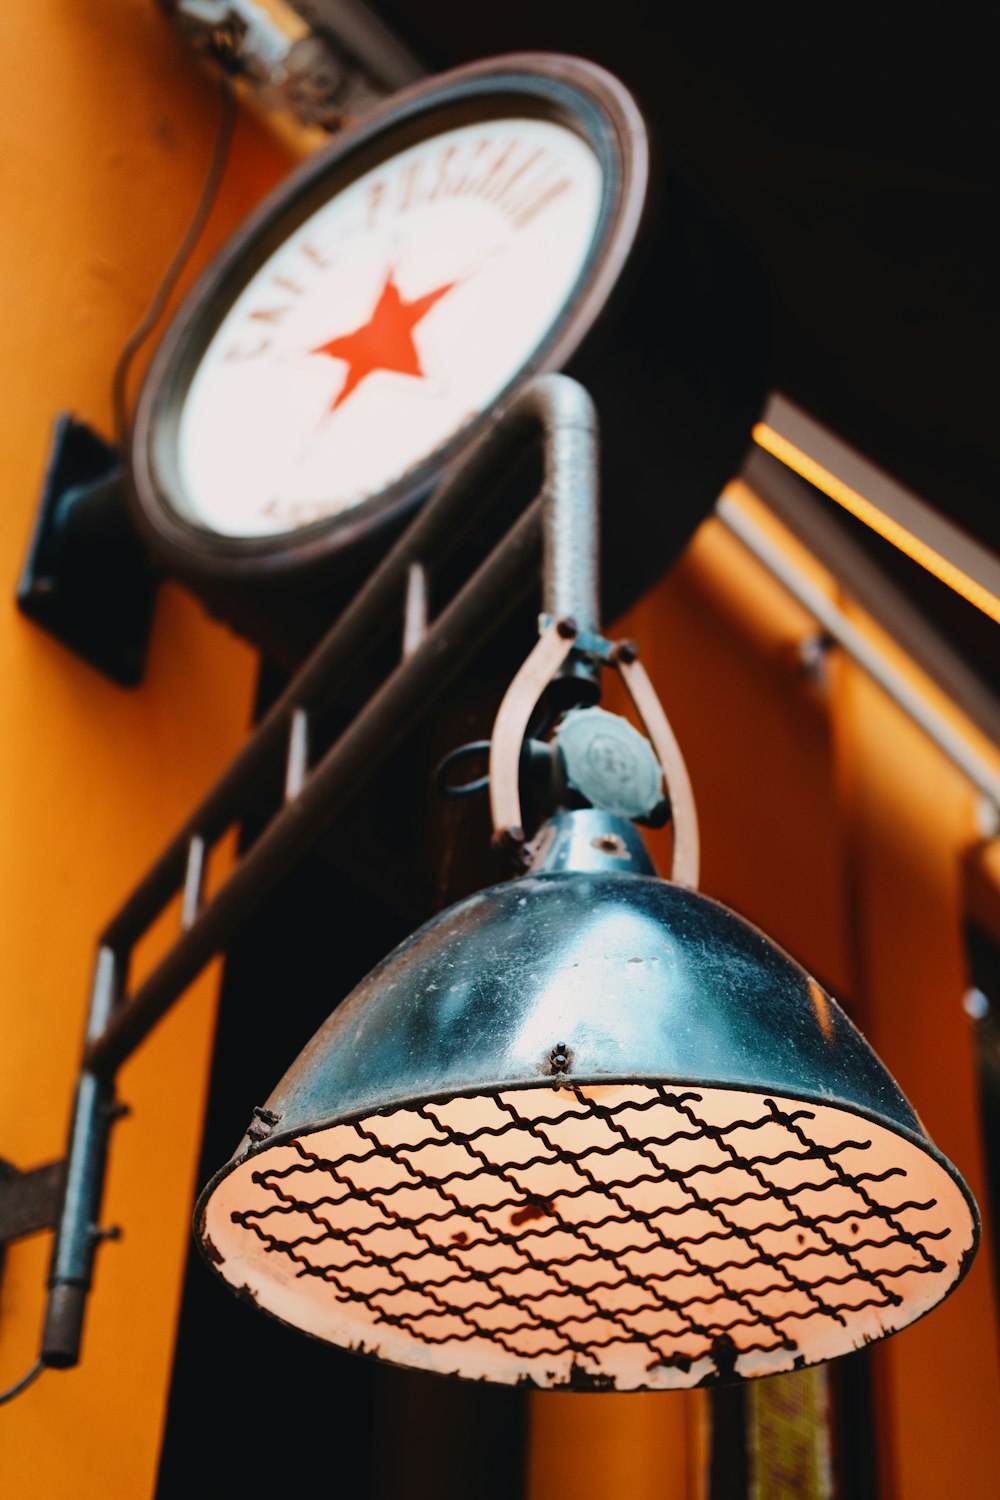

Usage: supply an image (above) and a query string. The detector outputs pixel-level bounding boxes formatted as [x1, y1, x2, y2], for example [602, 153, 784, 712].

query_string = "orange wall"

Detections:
[529, 495, 1000, 1499]
[0, 2, 292, 1493]
[829, 597, 1000, 1500]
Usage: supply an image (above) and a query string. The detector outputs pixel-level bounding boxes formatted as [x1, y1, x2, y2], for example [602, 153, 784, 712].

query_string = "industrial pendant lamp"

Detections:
[197, 604, 979, 1389]
[0, 375, 978, 1412]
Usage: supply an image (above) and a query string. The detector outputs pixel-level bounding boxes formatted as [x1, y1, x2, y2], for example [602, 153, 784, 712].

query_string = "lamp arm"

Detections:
[0, 373, 603, 1385]
[536, 374, 600, 640]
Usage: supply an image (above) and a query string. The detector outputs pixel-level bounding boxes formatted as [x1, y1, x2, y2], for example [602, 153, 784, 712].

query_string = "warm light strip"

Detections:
[752, 422, 1000, 628]
[717, 492, 1000, 809]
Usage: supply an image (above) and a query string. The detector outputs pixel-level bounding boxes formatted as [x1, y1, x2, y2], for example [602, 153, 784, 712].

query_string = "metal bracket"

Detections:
[489, 620, 579, 858]
[488, 624, 701, 887]
[0, 1161, 67, 1247]
[538, 615, 617, 664]
[614, 646, 700, 889]
[17, 415, 159, 687]
[165, 0, 423, 133]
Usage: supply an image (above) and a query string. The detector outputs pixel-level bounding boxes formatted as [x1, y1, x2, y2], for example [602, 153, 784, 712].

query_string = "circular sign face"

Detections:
[179, 117, 604, 538]
[130, 55, 647, 585]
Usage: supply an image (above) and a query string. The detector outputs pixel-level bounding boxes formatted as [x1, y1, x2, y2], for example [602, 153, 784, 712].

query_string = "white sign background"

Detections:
[176, 117, 604, 537]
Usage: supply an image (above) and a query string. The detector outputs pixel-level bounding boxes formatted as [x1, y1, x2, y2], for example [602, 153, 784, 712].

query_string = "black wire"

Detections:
[526, 703, 559, 741]
[0, 1360, 44, 1407]
[435, 741, 492, 799]
[111, 77, 237, 445]
[434, 703, 565, 801]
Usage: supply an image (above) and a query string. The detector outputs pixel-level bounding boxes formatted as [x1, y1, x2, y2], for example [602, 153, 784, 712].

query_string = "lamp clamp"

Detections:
[433, 707, 670, 828]
[488, 620, 700, 887]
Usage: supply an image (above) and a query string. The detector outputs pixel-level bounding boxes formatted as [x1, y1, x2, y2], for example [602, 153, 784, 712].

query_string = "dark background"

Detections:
[377, 5, 999, 684]
[378, 6, 997, 545]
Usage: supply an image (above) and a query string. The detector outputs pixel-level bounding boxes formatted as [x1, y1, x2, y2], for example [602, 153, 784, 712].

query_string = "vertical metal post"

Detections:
[532, 376, 600, 701]
[537, 376, 600, 638]
[41, 947, 122, 1367]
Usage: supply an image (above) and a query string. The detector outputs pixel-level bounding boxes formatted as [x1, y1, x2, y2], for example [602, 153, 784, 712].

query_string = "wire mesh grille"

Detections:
[203, 1083, 972, 1388]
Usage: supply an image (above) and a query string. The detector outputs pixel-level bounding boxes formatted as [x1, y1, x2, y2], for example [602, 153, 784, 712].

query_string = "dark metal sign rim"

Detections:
[128, 52, 648, 583]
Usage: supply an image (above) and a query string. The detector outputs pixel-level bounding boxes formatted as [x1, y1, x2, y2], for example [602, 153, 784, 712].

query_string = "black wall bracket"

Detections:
[17, 415, 159, 687]
[0, 1160, 67, 1248]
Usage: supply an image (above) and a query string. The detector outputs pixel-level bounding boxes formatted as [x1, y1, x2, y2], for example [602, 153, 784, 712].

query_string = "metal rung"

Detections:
[284, 709, 310, 803]
[181, 836, 206, 932]
[85, 376, 596, 1077]
[403, 561, 429, 661]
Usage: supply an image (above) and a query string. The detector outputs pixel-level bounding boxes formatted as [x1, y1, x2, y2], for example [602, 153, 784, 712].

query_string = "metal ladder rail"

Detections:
[0, 374, 598, 1375]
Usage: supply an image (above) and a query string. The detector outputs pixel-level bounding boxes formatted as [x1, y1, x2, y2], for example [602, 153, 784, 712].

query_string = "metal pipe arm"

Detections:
[9, 374, 602, 1382]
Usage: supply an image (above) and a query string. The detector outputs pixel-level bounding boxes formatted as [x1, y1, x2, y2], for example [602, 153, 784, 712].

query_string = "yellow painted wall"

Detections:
[0, 2, 292, 1493]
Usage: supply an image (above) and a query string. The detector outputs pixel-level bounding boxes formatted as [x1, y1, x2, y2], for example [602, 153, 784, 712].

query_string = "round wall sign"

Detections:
[129, 54, 647, 627]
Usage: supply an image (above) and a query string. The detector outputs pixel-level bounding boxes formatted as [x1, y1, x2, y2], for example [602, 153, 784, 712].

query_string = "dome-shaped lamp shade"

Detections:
[196, 816, 978, 1390]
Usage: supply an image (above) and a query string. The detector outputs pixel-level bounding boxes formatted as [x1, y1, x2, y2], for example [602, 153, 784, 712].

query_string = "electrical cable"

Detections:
[435, 740, 492, 798]
[111, 77, 237, 445]
[0, 1360, 44, 1407]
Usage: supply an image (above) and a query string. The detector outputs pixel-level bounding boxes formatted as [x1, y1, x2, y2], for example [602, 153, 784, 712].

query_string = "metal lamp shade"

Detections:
[197, 814, 978, 1390]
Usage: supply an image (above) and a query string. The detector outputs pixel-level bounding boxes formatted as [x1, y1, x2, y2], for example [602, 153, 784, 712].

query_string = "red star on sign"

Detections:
[312, 269, 456, 414]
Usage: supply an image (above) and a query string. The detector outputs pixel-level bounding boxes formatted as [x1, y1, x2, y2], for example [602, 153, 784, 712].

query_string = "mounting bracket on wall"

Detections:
[16, 415, 159, 687]
[0, 1161, 67, 1248]
[163, 0, 424, 138]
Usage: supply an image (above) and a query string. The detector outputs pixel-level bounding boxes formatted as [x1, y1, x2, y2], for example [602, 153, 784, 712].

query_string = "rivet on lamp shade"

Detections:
[196, 812, 978, 1389]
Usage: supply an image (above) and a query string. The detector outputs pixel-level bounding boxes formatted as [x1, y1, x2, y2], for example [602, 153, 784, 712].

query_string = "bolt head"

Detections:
[549, 1044, 570, 1073]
